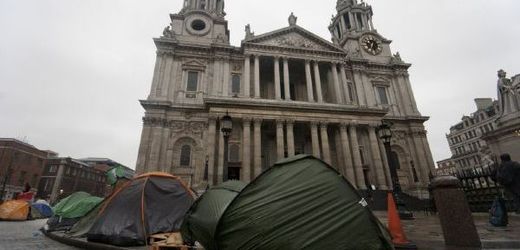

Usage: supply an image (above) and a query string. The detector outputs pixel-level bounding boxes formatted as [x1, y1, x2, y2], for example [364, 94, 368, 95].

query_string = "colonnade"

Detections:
[206, 117, 392, 190]
[243, 55, 355, 104]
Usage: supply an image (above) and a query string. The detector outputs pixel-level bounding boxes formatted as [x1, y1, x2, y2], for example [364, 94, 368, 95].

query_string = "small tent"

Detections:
[47, 192, 103, 232]
[181, 181, 247, 249]
[87, 172, 195, 246]
[31, 202, 53, 218]
[0, 200, 29, 221]
[185, 155, 393, 250]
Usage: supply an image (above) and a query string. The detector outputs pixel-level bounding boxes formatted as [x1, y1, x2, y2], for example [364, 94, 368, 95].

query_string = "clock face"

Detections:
[360, 35, 383, 55]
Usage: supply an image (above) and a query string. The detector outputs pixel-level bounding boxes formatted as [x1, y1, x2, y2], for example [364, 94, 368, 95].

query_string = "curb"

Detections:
[412, 239, 520, 250]
[41, 228, 141, 250]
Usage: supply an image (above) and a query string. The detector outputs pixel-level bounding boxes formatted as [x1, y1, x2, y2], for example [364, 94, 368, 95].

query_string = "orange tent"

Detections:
[0, 200, 29, 221]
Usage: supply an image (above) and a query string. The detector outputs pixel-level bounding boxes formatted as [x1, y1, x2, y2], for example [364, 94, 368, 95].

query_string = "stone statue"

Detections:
[497, 69, 520, 117]
[288, 12, 297, 26]
[245, 24, 254, 39]
[162, 25, 175, 38]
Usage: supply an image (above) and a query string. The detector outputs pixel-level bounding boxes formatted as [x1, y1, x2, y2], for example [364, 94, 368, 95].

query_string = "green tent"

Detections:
[52, 192, 103, 219]
[181, 181, 246, 249]
[184, 155, 393, 250]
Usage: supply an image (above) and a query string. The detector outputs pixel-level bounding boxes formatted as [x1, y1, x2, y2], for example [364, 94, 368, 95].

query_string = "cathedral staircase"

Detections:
[358, 190, 431, 212]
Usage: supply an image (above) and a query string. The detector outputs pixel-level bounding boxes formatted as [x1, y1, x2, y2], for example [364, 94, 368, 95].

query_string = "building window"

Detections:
[335, 24, 341, 38]
[375, 86, 389, 105]
[180, 145, 191, 167]
[343, 13, 351, 29]
[231, 74, 241, 94]
[31, 174, 38, 187]
[18, 171, 27, 186]
[49, 165, 57, 173]
[186, 71, 199, 92]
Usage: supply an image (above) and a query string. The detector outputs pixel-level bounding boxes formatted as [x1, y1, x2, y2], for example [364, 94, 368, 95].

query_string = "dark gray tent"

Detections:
[181, 181, 246, 249]
[183, 155, 393, 250]
[87, 172, 195, 246]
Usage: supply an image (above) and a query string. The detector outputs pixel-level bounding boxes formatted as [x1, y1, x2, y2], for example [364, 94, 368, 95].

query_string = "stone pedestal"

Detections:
[431, 176, 481, 248]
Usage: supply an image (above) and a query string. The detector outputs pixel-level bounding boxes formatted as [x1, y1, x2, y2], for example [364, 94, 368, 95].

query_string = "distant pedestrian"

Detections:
[493, 154, 520, 214]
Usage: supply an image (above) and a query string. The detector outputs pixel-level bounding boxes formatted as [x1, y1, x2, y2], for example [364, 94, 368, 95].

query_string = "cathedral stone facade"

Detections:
[136, 0, 435, 196]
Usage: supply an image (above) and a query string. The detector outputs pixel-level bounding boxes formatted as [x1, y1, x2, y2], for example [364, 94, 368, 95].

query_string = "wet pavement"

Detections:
[0, 219, 77, 250]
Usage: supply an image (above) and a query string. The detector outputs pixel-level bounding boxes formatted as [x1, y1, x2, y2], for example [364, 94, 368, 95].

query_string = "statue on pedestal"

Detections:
[497, 69, 520, 117]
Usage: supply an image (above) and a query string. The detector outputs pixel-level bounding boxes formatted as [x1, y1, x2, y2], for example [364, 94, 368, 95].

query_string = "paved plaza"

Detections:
[0, 219, 76, 250]
[1, 213, 519, 249]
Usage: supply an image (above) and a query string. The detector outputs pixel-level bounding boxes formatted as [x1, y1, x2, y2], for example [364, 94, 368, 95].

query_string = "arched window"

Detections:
[180, 145, 191, 166]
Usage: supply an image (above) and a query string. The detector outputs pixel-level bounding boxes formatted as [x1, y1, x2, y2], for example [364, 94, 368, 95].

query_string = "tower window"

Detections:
[180, 145, 191, 166]
[376, 86, 389, 105]
[187, 71, 199, 92]
[356, 13, 364, 29]
[347, 82, 355, 102]
[199, 0, 206, 9]
[231, 75, 241, 94]
[191, 20, 206, 31]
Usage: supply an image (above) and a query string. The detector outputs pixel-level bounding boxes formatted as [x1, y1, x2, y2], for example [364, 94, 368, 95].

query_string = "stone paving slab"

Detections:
[374, 211, 520, 250]
[0, 219, 77, 250]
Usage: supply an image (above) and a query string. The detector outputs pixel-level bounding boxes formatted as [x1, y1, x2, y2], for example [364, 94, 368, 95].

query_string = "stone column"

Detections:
[276, 119, 285, 160]
[310, 121, 321, 158]
[305, 60, 314, 102]
[369, 16, 375, 31]
[396, 73, 413, 115]
[212, 59, 221, 95]
[404, 76, 420, 114]
[313, 61, 324, 103]
[283, 57, 291, 100]
[254, 55, 260, 98]
[348, 13, 355, 30]
[352, 69, 366, 106]
[348, 123, 365, 187]
[286, 119, 295, 157]
[331, 63, 343, 104]
[412, 130, 432, 184]
[340, 123, 355, 185]
[206, 116, 217, 185]
[148, 121, 165, 172]
[378, 138, 393, 189]
[320, 122, 331, 164]
[217, 130, 224, 184]
[274, 56, 281, 100]
[243, 55, 251, 97]
[340, 65, 351, 104]
[136, 120, 152, 174]
[49, 160, 66, 204]
[242, 118, 251, 182]
[368, 124, 388, 189]
[149, 52, 163, 99]
[253, 118, 262, 177]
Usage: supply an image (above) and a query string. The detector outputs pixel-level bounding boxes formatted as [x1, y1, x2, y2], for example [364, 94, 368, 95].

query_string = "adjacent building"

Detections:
[444, 98, 499, 171]
[0, 138, 49, 201]
[136, 0, 435, 197]
[434, 158, 457, 176]
[37, 157, 107, 203]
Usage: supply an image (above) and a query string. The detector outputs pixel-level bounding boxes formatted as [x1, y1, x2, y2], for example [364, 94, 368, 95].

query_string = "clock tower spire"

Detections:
[329, 0, 375, 45]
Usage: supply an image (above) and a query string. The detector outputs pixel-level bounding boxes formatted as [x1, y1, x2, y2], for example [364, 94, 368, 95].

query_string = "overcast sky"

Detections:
[0, 0, 518, 169]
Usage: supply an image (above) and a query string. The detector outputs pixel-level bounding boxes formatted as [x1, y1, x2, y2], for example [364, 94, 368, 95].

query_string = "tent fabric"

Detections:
[67, 201, 103, 237]
[46, 216, 80, 232]
[31, 203, 53, 218]
[214, 155, 393, 250]
[0, 200, 29, 221]
[87, 172, 195, 246]
[181, 181, 247, 249]
[52, 192, 103, 219]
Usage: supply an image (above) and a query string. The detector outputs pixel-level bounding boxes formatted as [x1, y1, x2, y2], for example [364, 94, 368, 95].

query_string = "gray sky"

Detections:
[0, 0, 518, 169]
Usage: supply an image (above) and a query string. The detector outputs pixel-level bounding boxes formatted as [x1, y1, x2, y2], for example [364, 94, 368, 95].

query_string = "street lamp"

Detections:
[377, 121, 414, 220]
[221, 112, 233, 182]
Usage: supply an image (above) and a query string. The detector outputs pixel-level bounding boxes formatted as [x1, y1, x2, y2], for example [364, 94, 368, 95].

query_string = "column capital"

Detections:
[243, 54, 252, 59]
[253, 117, 263, 125]
[368, 122, 380, 128]
[285, 119, 295, 125]
[243, 117, 252, 124]
[310, 121, 320, 127]
[208, 114, 218, 122]
[319, 121, 329, 129]
[349, 120, 359, 127]
[276, 119, 285, 125]
[281, 56, 289, 62]
[339, 122, 349, 129]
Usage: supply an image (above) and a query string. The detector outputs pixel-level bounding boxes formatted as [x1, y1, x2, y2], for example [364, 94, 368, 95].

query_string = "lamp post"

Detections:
[221, 112, 233, 182]
[377, 121, 414, 220]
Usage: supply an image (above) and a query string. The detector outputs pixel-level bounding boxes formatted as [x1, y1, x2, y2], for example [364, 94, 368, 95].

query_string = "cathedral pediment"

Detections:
[244, 26, 345, 53]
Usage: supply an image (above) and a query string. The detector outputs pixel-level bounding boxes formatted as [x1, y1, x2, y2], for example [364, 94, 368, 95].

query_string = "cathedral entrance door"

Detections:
[228, 167, 241, 180]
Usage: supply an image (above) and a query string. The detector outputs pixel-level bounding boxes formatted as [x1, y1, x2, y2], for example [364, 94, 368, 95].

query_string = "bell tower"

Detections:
[165, 0, 230, 45]
[329, 0, 393, 61]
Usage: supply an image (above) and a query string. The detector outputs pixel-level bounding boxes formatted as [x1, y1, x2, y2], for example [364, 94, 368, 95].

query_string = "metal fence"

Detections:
[454, 164, 514, 212]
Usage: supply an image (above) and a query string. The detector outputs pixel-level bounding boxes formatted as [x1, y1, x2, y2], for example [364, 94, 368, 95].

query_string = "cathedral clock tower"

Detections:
[329, 0, 393, 64]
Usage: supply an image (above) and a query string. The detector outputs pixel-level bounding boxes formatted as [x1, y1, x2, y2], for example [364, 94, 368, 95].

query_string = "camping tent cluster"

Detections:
[0, 199, 53, 221]
[42, 155, 394, 249]
[43, 172, 195, 247]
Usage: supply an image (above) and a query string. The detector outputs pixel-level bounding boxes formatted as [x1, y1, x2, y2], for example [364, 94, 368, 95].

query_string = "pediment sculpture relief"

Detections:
[258, 33, 328, 50]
